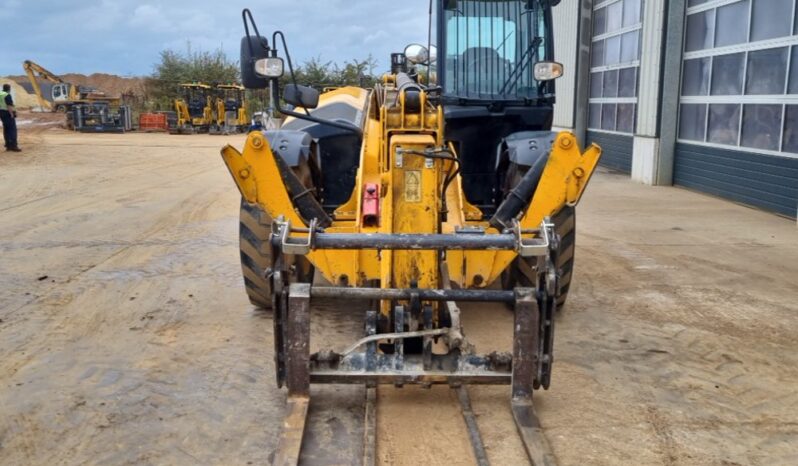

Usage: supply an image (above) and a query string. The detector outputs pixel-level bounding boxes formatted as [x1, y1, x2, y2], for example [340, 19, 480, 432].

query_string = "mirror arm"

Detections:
[242, 9, 266, 58]
[273, 30, 311, 117]
[271, 82, 362, 136]
[277, 106, 363, 136]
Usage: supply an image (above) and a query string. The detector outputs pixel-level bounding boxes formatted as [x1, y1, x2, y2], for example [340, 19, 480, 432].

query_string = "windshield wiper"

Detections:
[499, 36, 543, 95]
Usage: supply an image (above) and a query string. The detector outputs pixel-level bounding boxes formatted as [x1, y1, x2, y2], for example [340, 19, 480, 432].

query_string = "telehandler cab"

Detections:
[221, 2, 601, 464]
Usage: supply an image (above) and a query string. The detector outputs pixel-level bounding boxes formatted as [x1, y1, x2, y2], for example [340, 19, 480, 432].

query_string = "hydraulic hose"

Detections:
[489, 154, 549, 231]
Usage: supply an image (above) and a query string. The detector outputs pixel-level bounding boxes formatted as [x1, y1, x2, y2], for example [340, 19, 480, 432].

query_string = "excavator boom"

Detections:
[22, 60, 59, 111]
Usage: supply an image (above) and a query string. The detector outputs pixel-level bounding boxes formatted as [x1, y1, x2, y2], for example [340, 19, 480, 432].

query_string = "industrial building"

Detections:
[552, 0, 798, 219]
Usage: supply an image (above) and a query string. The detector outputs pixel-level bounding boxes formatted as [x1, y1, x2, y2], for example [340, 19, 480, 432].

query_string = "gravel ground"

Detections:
[1, 131, 796, 465]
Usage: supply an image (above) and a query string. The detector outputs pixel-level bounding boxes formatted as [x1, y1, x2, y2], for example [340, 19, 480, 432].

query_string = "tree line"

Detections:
[141, 47, 379, 112]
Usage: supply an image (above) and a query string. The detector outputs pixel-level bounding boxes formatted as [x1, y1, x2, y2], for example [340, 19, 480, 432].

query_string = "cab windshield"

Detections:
[442, 0, 549, 102]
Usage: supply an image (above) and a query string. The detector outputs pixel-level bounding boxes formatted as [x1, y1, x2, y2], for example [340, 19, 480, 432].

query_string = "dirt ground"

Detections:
[1, 130, 797, 466]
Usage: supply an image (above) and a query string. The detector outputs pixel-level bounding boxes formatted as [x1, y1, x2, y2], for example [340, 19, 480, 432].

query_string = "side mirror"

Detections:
[284, 84, 319, 109]
[404, 44, 429, 65]
[240, 35, 271, 89]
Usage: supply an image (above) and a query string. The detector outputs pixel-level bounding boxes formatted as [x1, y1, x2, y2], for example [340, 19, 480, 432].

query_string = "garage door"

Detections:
[586, 130, 634, 173]
[675, 0, 798, 218]
[586, 0, 642, 175]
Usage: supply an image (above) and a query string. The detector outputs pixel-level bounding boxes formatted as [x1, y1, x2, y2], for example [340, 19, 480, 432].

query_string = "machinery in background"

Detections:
[22, 60, 119, 113]
[22, 60, 130, 132]
[68, 103, 132, 133]
[171, 83, 214, 134]
[250, 111, 283, 131]
[211, 84, 249, 134]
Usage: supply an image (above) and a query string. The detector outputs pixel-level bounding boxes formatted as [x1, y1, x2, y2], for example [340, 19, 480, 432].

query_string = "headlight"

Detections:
[254, 57, 284, 78]
[534, 61, 564, 81]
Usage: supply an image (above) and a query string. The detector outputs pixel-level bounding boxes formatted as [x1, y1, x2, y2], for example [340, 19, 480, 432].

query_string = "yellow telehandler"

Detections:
[221, 3, 601, 463]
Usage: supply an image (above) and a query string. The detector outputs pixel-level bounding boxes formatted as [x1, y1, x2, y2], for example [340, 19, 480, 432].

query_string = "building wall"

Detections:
[586, 0, 644, 137]
[552, 0, 580, 129]
[553, 0, 798, 219]
[673, 0, 798, 218]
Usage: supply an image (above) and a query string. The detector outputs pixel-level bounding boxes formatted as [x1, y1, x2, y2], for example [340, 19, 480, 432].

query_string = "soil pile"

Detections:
[7, 73, 145, 99]
[0, 78, 40, 109]
[60, 73, 146, 98]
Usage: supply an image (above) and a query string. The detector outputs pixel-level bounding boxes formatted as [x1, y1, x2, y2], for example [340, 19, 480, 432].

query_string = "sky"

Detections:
[3, 0, 431, 77]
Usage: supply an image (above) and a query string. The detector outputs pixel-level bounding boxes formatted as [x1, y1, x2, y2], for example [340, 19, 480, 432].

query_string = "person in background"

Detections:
[0, 83, 21, 152]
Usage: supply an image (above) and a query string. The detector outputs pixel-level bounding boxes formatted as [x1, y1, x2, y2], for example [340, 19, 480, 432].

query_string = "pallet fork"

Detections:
[270, 219, 559, 465]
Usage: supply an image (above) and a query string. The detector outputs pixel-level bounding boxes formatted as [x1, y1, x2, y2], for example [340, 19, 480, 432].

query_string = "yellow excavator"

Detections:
[211, 84, 249, 134]
[222, 3, 601, 464]
[22, 60, 119, 113]
[172, 83, 214, 134]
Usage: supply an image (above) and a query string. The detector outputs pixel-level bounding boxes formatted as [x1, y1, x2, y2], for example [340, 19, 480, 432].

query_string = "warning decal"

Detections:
[404, 170, 421, 202]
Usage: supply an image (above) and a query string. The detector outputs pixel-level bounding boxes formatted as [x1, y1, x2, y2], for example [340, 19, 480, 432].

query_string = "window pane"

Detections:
[681, 57, 710, 96]
[616, 103, 636, 133]
[784, 105, 798, 153]
[790, 47, 798, 94]
[603, 69, 619, 97]
[715, 0, 749, 48]
[741, 104, 783, 151]
[620, 31, 639, 63]
[685, 10, 715, 52]
[592, 39, 605, 67]
[602, 104, 617, 131]
[623, 0, 642, 27]
[711, 53, 744, 95]
[607, 2, 622, 33]
[589, 103, 602, 129]
[594, 6, 607, 36]
[618, 67, 637, 97]
[708, 104, 741, 145]
[590, 72, 603, 98]
[751, 0, 792, 42]
[679, 104, 707, 141]
[746, 47, 788, 95]
[688, 0, 710, 6]
[606, 35, 621, 65]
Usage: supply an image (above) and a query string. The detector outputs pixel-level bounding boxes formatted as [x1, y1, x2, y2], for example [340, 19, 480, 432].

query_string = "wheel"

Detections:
[55, 105, 67, 113]
[239, 199, 274, 309]
[499, 164, 576, 309]
[238, 160, 318, 309]
[551, 205, 575, 309]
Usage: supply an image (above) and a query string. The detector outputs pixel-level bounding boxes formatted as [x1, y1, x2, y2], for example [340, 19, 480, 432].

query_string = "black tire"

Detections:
[238, 160, 318, 309]
[239, 199, 274, 309]
[500, 164, 576, 309]
[552, 205, 575, 309]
